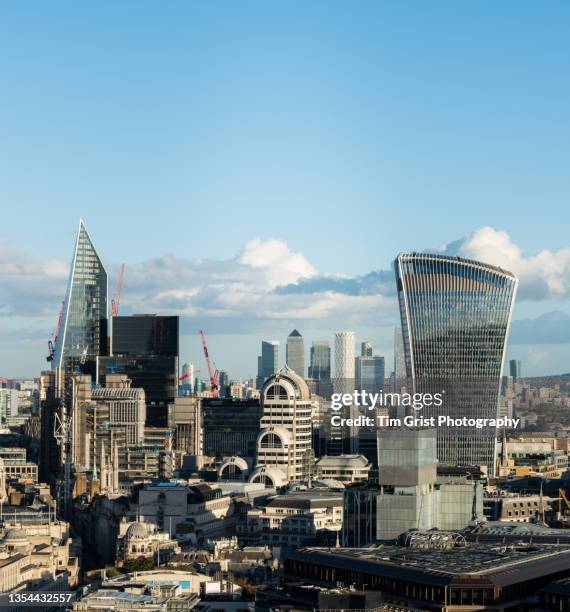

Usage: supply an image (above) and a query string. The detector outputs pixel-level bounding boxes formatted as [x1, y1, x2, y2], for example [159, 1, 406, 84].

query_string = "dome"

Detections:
[125, 522, 148, 540]
[3, 528, 29, 543]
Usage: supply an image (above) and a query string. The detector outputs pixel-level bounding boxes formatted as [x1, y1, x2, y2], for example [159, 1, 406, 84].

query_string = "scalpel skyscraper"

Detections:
[52, 219, 108, 371]
[395, 253, 517, 475]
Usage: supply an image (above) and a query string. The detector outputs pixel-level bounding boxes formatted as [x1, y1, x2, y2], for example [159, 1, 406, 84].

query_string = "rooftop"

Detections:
[317, 454, 370, 467]
[287, 543, 570, 585]
[266, 492, 343, 510]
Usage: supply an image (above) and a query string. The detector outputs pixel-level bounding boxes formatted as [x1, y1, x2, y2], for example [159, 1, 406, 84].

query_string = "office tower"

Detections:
[355, 355, 385, 391]
[376, 428, 439, 540]
[256, 340, 279, 388]
[181, 362, 194, 393]
[395, 253, 518, 475]
[509, 359, 522, 381]
[0, 389, 19, 426]
[52, 219, 108, 371]
[354, 353, 386, 464]
[202, 397, 263, 458]
[333, 332, 357, 454]
[169, 396, 201, 458]
[286, 329, 305, 377]
[308, 341, 331, 380]
[218, 370, 229, 397]
[256, 356, 262, 387]
[69, 374, 93, 469]
[361, 341, 373, 357]
[393, 327, 406, 388]
[39, 370, 60, 485]
[333, 332, 355, 382]
[251, 368, 313, 486]
[111, 314, 178, 356]
[97, 315, 179, 428]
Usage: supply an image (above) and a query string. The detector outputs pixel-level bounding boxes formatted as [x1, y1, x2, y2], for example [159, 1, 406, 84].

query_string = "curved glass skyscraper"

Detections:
[395, 253, 518, 475]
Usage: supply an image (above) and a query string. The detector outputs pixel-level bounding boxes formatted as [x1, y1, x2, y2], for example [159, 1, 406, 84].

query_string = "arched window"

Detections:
[266, 384, 289, 400]
[260, 433, 283, 448]
[252, 474, 274, 486]
[221, 464, 243, 480]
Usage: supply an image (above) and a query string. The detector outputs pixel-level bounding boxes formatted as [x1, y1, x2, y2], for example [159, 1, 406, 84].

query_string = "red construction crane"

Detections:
[199, 329, 219, 397]
[178, 369, 200, 382]
[111, 263, 125, 317]
[46, 300, 65, 362]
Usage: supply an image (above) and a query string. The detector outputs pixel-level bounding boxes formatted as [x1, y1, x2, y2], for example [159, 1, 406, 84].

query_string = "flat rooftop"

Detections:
[287, 543, 570, 584]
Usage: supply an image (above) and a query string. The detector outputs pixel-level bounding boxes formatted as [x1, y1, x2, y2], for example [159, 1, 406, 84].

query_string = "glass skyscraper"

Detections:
[509, 359, 523, 381]
[308, 341, 331, 380]
[286, 329, 305, 377]
[256, 340, 279, 388]
[395, 253, 518, 475]
[53, 219, 108, 370]
[355, 355, 385, 392]
[393, 326, 406, 388]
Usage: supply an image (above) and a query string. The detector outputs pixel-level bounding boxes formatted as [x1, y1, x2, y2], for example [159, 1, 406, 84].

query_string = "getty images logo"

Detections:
[330, 389, 444, 412]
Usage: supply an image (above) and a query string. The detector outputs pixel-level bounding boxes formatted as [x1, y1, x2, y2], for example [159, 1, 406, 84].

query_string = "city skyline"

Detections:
[1, 220, 568, 379]
[2, 4, 570, 607]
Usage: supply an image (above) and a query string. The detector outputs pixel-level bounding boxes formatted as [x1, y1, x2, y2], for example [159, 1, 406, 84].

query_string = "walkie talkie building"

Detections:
[395, 253, 518, 475]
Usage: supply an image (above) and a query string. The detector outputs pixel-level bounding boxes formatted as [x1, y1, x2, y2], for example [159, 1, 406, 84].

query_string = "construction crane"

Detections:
[178, 369, 200, 383]
[53, 383, 74, 518]
[199, 330, 219, 398]
[559, 488, 570, 516]
[111, 263, 125, 317]
[46, 300, 65, 362]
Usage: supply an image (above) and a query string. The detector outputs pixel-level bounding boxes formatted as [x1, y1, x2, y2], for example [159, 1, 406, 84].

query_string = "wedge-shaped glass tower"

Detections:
[395, 253, 518, 475]
[52, 220, 108, 370]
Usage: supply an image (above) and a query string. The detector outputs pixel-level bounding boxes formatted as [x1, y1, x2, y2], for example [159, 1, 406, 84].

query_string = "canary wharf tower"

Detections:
[395, 253, 517, 475]
[52, 219, 108, 371]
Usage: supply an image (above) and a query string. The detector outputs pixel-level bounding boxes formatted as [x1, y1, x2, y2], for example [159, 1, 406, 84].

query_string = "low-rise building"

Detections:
[139, 482, 236, 543]
[315, 454, 371, 484]
[283, 543, 570, 610]
[0, 517, 78, 594]
[484, 494, 554, 522]
[116, 519, 181, 566]
[239, 491, 343, 547]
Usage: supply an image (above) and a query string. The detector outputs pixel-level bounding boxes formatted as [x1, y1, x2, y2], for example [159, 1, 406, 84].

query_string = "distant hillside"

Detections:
[525, 373, 570, 386]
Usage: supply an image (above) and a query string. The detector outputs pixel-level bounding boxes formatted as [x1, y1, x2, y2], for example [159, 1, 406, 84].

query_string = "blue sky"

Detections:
[0, 2, 569, 378]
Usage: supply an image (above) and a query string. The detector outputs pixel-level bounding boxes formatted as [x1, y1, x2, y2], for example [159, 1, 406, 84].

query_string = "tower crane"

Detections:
[199, 330, 219, 397]
[53, 387, 73, 518]
[111, 264, 125, 317]
[559, 488, 570, 516]
[46, 300, 65, 362]
[179, 369, 200, 383]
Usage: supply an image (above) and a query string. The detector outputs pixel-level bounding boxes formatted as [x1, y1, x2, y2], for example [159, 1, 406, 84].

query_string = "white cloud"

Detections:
[238, 238, 316, 287]
[122, 239, 395, 329]
[441, 226, 570, 300]
[2, 229, 570, 346]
